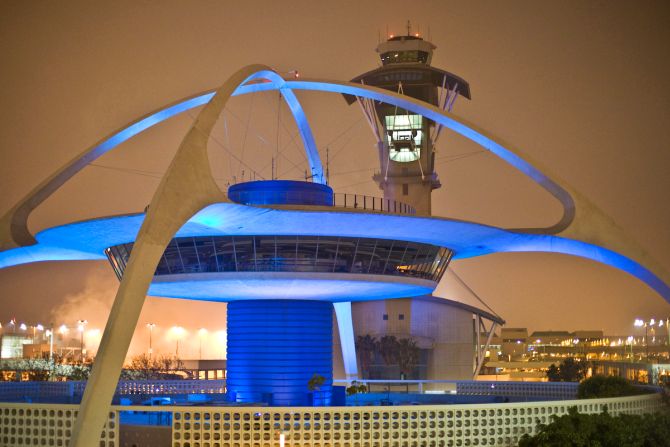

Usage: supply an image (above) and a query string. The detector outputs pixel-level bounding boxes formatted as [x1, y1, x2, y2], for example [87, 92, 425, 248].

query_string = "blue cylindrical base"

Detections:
[226, 300, 333, 406]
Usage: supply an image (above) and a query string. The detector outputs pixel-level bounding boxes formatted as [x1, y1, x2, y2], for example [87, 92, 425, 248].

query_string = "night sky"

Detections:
[1, 1, 669, 357]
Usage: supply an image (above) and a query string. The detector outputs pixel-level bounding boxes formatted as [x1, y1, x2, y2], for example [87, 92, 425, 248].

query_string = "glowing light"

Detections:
[198, 328, 208, 336]
[634, 319, 644, 327]
[19, 323, 27, 331]
[85, 328, 102, 348]
[170, 326, 186, 338]
[36, 324, 44, 331]
[77, 320, 88, 333]
[59, 325, 68, 334]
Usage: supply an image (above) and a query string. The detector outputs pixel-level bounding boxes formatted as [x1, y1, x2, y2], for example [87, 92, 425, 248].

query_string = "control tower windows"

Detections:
[386, 114, 423, 163]
[380, 51, 429, 65]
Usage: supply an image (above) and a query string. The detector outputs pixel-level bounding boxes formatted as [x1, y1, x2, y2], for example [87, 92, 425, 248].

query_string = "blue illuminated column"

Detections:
[226, 300, 333, 406]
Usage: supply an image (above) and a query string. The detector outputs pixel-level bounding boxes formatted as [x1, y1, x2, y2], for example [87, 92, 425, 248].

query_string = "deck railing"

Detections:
[333, 193, 415, 215]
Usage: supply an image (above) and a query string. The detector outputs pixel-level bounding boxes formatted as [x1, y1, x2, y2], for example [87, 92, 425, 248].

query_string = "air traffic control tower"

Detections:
[342, 30, 492, 382]
[346, 29, 471, 216]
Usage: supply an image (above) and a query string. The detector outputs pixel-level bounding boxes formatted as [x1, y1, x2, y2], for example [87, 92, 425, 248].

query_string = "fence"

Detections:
[0, 380, 665, 447]
[0, 379, 226, 401]
[0, 402, 117, 447]
[333, 193, 415, 215]
[0, 393, 663, 447]
[333, 380, 581, 401]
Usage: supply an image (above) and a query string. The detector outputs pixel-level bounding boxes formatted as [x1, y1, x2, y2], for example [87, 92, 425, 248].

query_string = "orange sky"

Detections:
[1, 1, 669, 349]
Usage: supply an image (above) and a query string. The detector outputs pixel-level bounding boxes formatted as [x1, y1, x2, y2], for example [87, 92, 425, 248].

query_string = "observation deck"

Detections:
[104, 180, 445, 302]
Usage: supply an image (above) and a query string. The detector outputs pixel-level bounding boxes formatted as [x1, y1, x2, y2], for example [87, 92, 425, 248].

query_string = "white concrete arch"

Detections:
[0, 75, 323, 253]
[68, 65, 296, 447]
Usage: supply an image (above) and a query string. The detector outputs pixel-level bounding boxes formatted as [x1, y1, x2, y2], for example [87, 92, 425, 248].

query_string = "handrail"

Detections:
[333, 192, 415, 215]
[227, 188, 416, 215]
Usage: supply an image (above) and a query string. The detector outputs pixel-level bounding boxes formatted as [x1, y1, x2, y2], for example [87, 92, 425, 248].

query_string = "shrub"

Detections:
[546, 357, 588, 382]
[577, 375, 645, 399]
[518, 406, 670, 446]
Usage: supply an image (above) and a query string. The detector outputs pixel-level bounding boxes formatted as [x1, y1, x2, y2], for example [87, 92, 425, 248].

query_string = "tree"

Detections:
[396, 338, 419, 379]
[346, 381, 367, 406]
[345, 381, 367, 396]
[307, 373, 325, 392]
[378, 335, 399, 366]
[546, 364, 560, 382]
[123, 354, 184, 380]
[355, 335, 377, 377]
[546, 357, 588, 382]
[518, 406, 670, 447]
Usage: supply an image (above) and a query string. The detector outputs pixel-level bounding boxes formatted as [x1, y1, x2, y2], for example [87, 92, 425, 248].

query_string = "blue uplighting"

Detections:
[0, 203, 668, 301]
[226, 300, 332, 406]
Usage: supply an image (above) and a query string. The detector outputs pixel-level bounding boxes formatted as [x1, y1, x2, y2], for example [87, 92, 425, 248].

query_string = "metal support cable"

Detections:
[447, 267, 503, 321]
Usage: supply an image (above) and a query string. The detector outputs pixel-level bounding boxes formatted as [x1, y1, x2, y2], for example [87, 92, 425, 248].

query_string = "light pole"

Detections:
[46, 327, 54, 361]
[32, 324, 44, 357]
[171, 326, 185, 358]
[146, 323, 156, 358]
[198, 328, 207, 360]
[77, 320, 88, 362]
[634, 318, 664, 362]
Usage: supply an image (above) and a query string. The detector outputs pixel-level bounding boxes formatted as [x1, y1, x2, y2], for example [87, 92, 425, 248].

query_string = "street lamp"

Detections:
[46, 328, 54, 361]
[77, 320, 88, 361]
[33, 323, 44, 346]
[198, 328, 207, 360]
[634, 318, 664, 361]
[171, 326, 185, 358]
[146, 323, 156, 358]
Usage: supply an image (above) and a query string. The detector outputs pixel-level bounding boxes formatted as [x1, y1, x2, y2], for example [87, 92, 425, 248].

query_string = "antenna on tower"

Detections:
[326, 146, 330, 185]
[406, 20, 411, 36]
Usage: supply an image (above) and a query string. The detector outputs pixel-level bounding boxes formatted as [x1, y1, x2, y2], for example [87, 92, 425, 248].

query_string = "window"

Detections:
[402, 184, 408, 195]
[383, 314, 388, 321]
[380, 51, 429, 65]
[399, 314, 405, 321]
[385, 114, 422, 162]
[109, 236, 453, 282]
